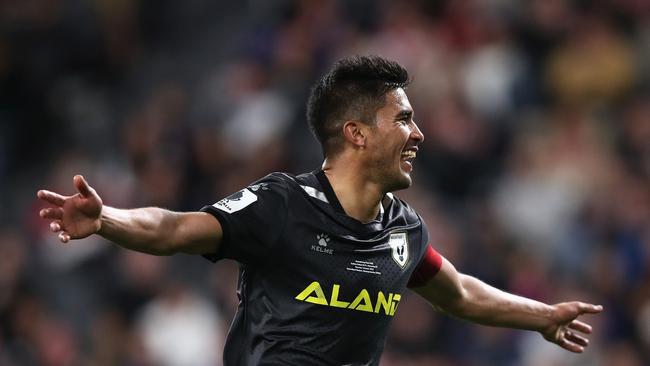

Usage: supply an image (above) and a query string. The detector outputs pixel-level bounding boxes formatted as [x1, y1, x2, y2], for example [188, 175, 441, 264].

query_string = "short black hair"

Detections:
[307, 56, 410, 157]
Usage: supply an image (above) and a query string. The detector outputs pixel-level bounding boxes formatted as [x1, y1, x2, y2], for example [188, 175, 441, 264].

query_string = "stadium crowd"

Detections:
[1, 0, 649, 365]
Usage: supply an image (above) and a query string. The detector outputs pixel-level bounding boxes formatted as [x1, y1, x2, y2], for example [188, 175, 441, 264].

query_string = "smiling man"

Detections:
[37, 56, 602, 365]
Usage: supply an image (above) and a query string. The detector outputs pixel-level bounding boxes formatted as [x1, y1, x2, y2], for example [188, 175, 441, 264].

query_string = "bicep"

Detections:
[413, 257, 466, 312]
[171, 211, 223, 255]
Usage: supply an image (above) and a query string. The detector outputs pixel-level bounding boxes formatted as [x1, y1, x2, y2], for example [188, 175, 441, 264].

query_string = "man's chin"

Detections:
[387, 173, 412, 192]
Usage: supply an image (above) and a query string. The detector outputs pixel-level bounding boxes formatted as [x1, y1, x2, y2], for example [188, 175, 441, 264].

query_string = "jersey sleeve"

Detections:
[407, 220, 443, 288]
[200, 174, 290, 264]
[407, 246, 443, 288]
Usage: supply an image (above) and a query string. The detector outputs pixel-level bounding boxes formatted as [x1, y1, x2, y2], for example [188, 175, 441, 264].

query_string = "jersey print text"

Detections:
[295, 281, 401, 316]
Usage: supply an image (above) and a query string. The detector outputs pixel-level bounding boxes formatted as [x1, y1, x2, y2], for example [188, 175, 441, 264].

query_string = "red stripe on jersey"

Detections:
[407, 246, 443, 288]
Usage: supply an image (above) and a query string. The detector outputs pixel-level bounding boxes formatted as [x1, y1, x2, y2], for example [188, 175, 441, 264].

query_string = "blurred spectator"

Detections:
[136, 284, 224, 366]
[545, 12, 635, 106]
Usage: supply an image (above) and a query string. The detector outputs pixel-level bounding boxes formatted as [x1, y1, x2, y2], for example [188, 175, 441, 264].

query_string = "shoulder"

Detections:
[248, 172, 295, 191]
[247, 172, 314, 202]
[252, 172, 293, 184]
[253, 171, 322, 195]
[259, 171, 319, 186]
[387, 193, 422, 226]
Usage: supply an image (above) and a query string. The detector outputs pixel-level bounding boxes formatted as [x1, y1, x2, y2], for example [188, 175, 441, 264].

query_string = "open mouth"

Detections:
[400, 148, 417, 171]
[401, 150, 416, 160]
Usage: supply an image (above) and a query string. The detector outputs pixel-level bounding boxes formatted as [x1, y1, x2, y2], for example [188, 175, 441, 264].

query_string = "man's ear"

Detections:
[342, 120, 367, 149]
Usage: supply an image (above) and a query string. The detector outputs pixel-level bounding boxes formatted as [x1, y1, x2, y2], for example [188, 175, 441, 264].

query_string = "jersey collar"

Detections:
[315, 169, 346, 214]
[315, 169, 387, 222]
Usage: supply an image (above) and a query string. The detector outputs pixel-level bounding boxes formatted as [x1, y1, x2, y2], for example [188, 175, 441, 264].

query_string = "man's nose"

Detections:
[411, 121, 424, 143]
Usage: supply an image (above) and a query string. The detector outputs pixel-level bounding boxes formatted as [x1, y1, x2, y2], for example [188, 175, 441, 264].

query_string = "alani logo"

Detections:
[295, 281, 401, 316]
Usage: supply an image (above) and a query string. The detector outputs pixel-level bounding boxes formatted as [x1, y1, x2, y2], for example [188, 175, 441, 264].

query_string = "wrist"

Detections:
[97, 205, 111, 236]
[538, 303, 559, 336]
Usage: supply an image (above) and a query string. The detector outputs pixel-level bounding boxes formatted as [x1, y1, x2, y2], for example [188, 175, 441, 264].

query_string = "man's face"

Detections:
[364, 88, 424, 192]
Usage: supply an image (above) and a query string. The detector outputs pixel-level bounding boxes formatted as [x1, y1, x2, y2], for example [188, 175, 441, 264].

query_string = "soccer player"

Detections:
[37, 56, 602, 365]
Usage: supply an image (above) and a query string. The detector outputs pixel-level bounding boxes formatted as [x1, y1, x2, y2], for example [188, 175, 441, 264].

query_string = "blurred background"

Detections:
[1, 0, 649, 365]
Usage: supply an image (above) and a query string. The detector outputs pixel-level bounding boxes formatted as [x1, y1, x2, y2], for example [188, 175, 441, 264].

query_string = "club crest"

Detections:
[389, 232, 409, 268]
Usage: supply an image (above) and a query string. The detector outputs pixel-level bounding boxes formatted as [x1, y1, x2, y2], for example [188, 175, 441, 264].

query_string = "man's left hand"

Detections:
[541, 302, 603, 353]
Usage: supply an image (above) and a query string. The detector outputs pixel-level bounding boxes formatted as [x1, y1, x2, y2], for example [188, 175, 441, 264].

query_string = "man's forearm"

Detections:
[415, 258, 601, 352]
[98, 206, 181, 255]
[449, 274, 554, 332]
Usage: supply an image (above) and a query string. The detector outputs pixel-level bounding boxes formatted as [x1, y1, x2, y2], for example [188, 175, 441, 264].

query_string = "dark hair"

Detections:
[307, 55, 410, 157]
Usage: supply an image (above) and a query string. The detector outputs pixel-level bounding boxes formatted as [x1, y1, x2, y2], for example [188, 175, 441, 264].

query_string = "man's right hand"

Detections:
[37, 175, 103, 243]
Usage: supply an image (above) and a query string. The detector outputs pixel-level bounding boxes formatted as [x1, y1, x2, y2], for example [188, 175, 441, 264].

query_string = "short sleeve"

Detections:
[200, 174, 290, 264]
[407, 219, 443, 288]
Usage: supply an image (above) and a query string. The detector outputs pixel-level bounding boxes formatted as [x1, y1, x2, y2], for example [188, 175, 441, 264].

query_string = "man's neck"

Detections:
[321, 158, 384, 224]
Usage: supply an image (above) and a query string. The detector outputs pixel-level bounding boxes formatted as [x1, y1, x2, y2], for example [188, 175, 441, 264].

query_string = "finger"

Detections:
[40, 207, 63, 220]
[568, 320, 592, 334]
[37, 190, 66, 206]
[74, 175, 93, 198]
[558, 337, 584, 353]
[58, 231, 71, 243]
[565, 330, 589, 347]
[50, 220, 63, 233]
[578, 303, 603, 314]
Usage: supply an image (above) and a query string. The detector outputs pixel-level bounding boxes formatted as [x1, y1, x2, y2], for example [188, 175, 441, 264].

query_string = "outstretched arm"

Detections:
[37, 175, 221, 256]
[412, 257, 603, 353]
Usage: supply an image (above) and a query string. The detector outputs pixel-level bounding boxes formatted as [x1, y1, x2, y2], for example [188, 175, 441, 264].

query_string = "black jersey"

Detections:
[201, 170, 431, 366]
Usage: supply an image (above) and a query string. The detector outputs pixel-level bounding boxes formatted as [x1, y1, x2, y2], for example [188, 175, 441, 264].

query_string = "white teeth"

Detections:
[401, 151, 416, 159]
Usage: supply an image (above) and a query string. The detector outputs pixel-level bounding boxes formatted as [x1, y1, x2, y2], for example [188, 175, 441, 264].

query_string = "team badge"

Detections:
[389, 232, 409, 268]
[213, 188, 257, 213]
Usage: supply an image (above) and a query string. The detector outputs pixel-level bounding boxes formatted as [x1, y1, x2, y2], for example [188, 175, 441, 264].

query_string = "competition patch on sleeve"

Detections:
[213, 188, 258, 213]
